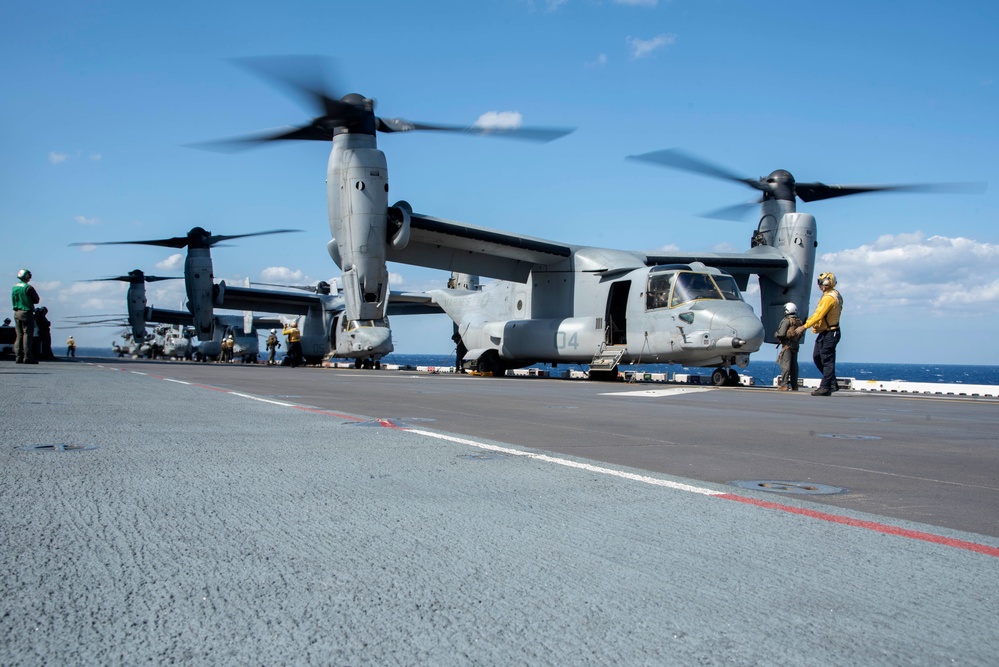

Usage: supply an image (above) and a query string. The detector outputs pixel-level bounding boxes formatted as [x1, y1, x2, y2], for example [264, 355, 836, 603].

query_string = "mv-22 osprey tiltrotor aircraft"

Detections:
[201, 55, 573, 360]
[400, 150, 974, 383]
[78, 267, 262, 361]
[72, 226, 432, 366]
[206, 58, 972, 383]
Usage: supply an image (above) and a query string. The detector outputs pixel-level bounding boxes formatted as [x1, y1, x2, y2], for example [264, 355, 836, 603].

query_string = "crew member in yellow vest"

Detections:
[283, 321, 302, 367]
[794, 272, 843, 396]
[66, 335, 76, 357]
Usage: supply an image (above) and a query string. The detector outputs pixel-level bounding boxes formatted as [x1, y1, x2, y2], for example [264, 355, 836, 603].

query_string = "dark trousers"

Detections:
[812, 328, 841, 390]
[14, 311, 34, 362]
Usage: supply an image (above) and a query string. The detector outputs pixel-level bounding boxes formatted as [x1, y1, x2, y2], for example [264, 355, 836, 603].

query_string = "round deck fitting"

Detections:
[19, 443, 99, 452]
[730, 480, 847, 495]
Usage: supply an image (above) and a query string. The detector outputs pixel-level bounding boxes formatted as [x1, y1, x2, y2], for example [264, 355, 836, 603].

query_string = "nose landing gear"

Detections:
[711, 367, 741, 387]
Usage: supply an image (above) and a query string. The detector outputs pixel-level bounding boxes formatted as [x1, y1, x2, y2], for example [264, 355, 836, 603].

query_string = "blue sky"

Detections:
[3, 0, 997, 364]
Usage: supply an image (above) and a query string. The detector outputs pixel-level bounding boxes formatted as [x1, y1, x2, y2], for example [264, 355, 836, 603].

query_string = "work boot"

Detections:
[811, 387, 832, 396]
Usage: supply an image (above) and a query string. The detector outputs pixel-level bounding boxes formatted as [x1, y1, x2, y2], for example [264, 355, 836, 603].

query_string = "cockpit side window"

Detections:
[646, 273, 674, 310]
[671, 271, 723, 307]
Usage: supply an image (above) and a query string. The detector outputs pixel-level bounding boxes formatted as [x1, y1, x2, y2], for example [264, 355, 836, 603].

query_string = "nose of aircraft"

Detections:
[726, 314, 765, 352]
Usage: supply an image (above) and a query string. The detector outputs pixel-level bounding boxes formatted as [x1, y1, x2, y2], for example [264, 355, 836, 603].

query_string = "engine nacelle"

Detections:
[185, 250, 215, 341]
[387, 200, 412, 250]
[126, 281, 147, 343]
[758, 212, 817, 343]
[327, 239, 343, 269]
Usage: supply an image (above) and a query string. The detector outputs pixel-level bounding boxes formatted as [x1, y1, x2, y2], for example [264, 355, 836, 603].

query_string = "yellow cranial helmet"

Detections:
[817, 272, 837, 288]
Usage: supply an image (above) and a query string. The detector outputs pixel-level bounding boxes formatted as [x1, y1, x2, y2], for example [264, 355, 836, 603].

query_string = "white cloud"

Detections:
[647, 243, 682, 254]
[474, 111, 524, 130]
[389, 272, 405, 286]
[156, 253, 184, 270]
[586, 53, 609, 69]
[90, 152, 102, 161]
[819, 232, 999, 314]
[627, 33, 677, 59]
[49, 152, 68, 164]
[67, 281, 117, 295]
[73, 215, 99, 225]
[260, 266, 306, 283]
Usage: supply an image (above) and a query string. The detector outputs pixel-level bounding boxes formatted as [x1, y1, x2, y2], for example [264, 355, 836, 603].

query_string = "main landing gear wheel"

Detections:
[711, 368, 740, 386]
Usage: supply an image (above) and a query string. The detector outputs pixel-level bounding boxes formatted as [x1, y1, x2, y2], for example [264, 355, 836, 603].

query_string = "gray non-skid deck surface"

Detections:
[3, 361, 998, 665]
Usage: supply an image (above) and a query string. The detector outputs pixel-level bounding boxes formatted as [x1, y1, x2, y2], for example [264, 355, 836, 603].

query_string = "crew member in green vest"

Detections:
[11, 268, 41, 364]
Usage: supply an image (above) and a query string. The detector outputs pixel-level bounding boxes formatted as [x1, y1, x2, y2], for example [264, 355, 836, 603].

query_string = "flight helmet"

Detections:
[817, 272, 837, 288]
[17, 269, 31, 282]
[784, 302, 797, 315]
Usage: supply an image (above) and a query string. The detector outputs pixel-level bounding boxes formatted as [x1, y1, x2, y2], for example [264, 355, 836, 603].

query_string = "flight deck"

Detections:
[3, 358, 998, 665]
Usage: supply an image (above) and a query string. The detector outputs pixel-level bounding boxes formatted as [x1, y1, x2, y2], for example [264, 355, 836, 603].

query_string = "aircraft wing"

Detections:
[387, 213, 574, 282]
[218, 284, 321, 316]
[386, 290, 444, 316]
[252, 316, 286, 330]
[146, 307, 195, 326]
[390, 213, 789, 284]
[219, 284, 443, 317]
[643, 246, 789, 278]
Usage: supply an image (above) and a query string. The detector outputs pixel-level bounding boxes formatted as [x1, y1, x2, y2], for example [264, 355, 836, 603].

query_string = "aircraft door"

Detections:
[605, 281, 631, 346]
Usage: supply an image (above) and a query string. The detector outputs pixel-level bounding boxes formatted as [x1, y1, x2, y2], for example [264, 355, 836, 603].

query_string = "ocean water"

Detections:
[379, 354, 999, 387]
[70, 347, 999, 386]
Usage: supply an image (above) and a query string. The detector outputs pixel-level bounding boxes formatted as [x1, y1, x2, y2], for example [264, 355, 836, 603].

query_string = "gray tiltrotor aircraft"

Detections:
[203, 55, 572, 362]
[389, 150, 974, 384]
[215, 279, 440, 367]
[85, 269, 183, 345]
[73, 227, 297, 341]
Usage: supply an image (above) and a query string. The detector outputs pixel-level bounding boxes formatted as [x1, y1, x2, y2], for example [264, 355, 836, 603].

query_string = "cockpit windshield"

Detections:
[711, 275, 742, 301]
[646, 270, 744, 310]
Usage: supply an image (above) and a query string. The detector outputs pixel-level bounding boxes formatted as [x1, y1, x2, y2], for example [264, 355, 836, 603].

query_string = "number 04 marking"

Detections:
[557, 332, 579, 350]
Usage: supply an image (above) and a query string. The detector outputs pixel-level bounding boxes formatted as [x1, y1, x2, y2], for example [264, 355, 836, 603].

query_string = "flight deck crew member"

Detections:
[11, 268, 40, 364]
[794, 272, 843, 396]
[775, 302, 802, 391]
[34, 306, 54, 360]
[219, 334, 235, 363]
[265, 329, 280, 365]
[283, 321, 302, 367]
[66, 335, 76, 357]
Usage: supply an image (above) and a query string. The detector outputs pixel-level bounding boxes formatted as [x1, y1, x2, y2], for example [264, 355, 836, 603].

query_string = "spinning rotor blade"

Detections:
[70, 318, 132, 327]
[627, 150, 768, 194]
[699, 200, 763, 222]
[630, 147, 986, 211]
[87, 275, 182, 283]
[207, 229, 300, 245]
[72, 228, 300, 250]
[376, 118, 574, 143]
[794, 181, 987, 202]
[71, 236, 191, 249]
[64, 313, 125, 319]
[200, 55, 573, 148]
